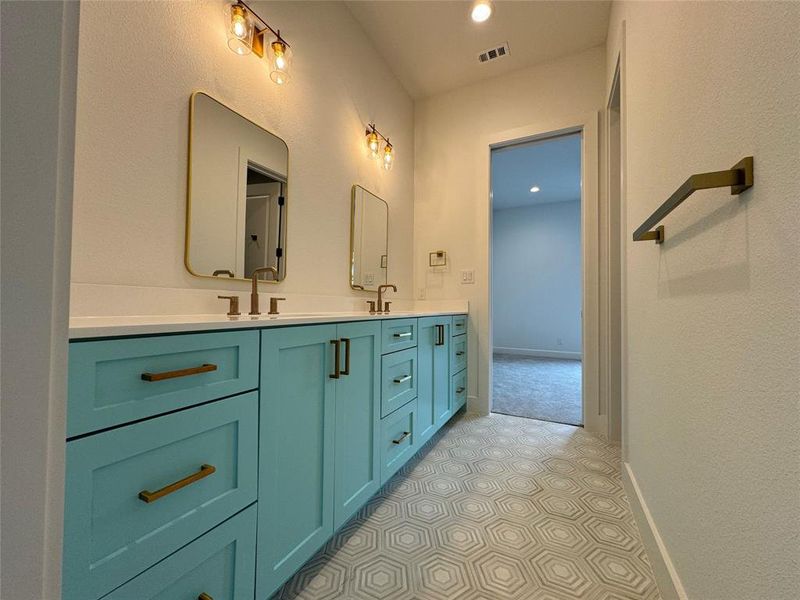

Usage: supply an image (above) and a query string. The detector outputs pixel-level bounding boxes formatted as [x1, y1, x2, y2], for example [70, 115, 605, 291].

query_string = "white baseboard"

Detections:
[622, 462, 688, 600]
[493, 346, 582, 360]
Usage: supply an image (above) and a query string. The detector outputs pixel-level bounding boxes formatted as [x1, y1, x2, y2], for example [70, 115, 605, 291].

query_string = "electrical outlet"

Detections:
[460, 270, 475, 284]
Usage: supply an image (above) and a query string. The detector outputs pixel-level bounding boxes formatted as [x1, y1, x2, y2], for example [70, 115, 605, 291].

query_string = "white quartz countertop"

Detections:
[69, 310, 466, 340]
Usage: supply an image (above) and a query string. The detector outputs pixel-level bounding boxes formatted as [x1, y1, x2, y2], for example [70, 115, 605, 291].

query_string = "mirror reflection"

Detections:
[350, 185, 388, 292]
[186, 92, 288, 282]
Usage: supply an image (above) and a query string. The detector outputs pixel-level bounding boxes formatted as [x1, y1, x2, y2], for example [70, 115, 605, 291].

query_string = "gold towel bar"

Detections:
[633, 156, 754, 244]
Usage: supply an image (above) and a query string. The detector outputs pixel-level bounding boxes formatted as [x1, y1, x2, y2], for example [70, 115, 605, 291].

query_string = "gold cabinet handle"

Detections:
[456, 386, 466, 394]
[456, 351, 465, 356]
[341, 338, 351, 376]
[392, 431, 411, 445]
[141, 363, 217, 382]
[198, 594, 213, 600]
[393, 375, 412, 384]
[138, 464, 216, 503]
[393, 331, 412, 338]
[330, 340, 341, 379]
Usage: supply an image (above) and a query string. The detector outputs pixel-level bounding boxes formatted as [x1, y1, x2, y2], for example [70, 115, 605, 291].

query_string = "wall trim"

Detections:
[622, 462, 688, 600]
[493, 347, 582, 360]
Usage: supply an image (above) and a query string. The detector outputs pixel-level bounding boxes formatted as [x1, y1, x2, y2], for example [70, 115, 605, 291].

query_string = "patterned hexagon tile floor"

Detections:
[271, 412, 661, 600]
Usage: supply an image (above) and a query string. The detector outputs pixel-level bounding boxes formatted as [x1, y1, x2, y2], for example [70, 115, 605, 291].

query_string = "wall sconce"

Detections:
[365, 123, 395, 171]
[225, 1, 291, 85]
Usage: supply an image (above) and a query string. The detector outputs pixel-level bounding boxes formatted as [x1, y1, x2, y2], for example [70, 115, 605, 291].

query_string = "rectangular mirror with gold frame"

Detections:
[350, 185, 388, 292]
[186, 92, 288, 282]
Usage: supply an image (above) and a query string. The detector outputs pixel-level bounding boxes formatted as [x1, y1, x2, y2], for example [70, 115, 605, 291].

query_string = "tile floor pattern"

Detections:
[493, 355, 583, 426]
[271, 412, 660, 600]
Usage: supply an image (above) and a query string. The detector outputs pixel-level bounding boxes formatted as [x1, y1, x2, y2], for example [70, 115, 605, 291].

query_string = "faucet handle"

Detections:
[366, 300, 377, 314]
[383, 301, 392, 313]
[218, 295, 241, 316]
[268, 297, 286, 315]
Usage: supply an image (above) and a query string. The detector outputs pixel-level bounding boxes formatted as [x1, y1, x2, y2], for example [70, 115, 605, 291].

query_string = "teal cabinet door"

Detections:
[102, 505, 256, 600]
[63, 393, 258, 600]
[419, 317, 452, 442]
[380, 398, 418, 484]
[257, 325, 337, 600]
[433, 320, 452, 428]
[417, 318, 436, 444]
[68, 330, 259, 437]
[333, 321, 381, 529]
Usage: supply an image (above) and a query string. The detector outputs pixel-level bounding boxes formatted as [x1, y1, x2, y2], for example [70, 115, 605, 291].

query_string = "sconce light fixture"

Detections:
[365, 123, 395, 171]
[225, 1, 291, 84]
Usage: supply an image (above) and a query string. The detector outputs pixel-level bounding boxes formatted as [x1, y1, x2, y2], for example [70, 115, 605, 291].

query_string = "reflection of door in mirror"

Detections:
[243, 164, 284, 280]
[186, 92, 288, 282]
[350, 185, 388, 292]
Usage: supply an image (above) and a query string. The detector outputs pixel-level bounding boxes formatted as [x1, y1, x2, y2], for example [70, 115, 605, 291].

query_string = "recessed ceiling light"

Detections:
[530, 186, 540, 193]
[471, 0, 493, 23]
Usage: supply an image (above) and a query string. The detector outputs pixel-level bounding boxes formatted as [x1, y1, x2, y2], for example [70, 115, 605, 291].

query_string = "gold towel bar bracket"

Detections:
[633, 156, 754, 244]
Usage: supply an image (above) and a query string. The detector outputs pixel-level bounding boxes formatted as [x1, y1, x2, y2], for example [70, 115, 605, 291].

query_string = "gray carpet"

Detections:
[492, 353, 583, 426]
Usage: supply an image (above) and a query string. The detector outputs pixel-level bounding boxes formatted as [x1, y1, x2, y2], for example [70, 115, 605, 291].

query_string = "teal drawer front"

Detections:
[380, 398, 417, 484]
[68, 330, 259, 437]
[381, 347, 418, 417]
[452, 370, 467, 413]
[381, 318, 417, 354]
[450, 334, 467, 373]
[63, 393, 258, 600]
[451, 315, 467, 336]
[101, 505, 256, 600]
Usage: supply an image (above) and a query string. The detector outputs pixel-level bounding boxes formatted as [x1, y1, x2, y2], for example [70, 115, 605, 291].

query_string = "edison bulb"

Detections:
[269, 40, 291, 85]
[383, 144, 394, 171]
[226, 3, 254, 55]
[232, 14, 246, 38]
[366, 131, 380, 159]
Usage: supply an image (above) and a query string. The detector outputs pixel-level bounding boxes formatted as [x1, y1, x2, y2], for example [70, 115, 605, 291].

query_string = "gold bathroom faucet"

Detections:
[376, 284, 397, 313]
[250, 266, 278, 315]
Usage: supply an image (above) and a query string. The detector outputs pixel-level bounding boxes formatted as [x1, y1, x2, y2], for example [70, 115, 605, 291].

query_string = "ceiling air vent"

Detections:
[478, 42, 510, 64]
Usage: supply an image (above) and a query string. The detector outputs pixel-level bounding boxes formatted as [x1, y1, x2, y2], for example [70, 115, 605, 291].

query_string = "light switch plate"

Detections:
[460, 270, 475, 284]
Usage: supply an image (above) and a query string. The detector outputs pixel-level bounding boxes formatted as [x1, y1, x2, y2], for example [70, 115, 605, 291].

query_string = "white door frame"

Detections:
[479, 112, 604, 434]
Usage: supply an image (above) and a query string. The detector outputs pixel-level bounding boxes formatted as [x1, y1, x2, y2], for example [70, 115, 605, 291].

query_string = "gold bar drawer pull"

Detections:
[393, 331, 412, 338]
[456, 387, 466, 394]
[138, 464, 216, 503]
[198, 594, 213, 600]
[393, 375, 412, 384]
[141, 363, 217, 382]
[456, 351, 465, 356]
[392, 431, 411, 445]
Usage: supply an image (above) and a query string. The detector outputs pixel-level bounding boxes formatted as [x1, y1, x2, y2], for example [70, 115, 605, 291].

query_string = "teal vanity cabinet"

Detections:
[63, 330, 260, 600]
[64, 314, 466, 600]
[257, 321, 382, 599]
[417, 316, 451, 443]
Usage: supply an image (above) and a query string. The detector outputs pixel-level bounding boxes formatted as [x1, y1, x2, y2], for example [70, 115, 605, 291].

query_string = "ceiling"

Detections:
[491, 133, 581, 211]
[345, 0, 611, 99]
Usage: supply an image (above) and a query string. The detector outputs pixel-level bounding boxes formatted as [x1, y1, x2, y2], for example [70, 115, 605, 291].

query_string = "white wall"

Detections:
[414, 46, 606, 413]
[70, 0, 415, 314]
[0, 1, 79, 598]
[607, 3, 800, 599]
[492, 201, 582, 357]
